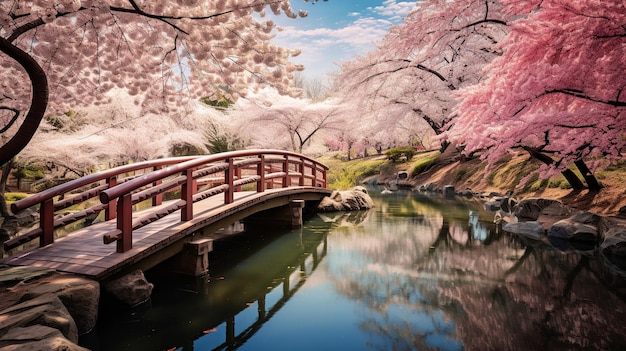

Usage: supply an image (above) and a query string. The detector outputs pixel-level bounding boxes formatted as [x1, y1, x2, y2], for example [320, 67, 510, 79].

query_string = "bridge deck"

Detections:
[2, 187, 331, 281]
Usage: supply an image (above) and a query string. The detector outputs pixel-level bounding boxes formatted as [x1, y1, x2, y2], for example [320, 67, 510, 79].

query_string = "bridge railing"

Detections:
[5, 150, 328, 253]
[5, 156, 199, 251]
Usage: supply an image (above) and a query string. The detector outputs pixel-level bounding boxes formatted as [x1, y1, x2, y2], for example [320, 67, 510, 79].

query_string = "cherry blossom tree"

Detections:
[446, 0, 626, 190]
[230, 87, 345, 153]
[334, 0, 508, 151]
[17, 96, 217, 177]
[0, 0, 319, 166]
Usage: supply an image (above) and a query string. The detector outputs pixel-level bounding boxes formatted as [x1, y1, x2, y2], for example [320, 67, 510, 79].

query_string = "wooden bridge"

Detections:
[1, 150, 332, 281]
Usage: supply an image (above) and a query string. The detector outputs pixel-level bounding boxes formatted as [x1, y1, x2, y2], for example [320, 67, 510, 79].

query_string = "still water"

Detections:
[81, 188, 626, 351]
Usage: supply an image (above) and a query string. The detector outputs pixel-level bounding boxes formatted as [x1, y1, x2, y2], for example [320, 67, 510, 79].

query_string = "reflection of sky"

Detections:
[232, 201, 462, 350]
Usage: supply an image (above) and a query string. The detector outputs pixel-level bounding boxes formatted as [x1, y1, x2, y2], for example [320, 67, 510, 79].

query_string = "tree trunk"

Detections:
[0, 160, 14, 219]
[346, 142, 353, 161]
[0, 37, 49, 165]
[523, 147, 585, 190]
[574, 159, 602, 191]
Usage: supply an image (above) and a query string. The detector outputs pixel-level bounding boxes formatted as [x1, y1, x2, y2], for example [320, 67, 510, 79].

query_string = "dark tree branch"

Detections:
[545, 89, 626, 107]
[0, 37, 49, 166]
[0, 107, 20, 133]
[360, 58, 449, 85]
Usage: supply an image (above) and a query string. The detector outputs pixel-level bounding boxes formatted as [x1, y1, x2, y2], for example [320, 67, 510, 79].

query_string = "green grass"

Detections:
[409, 151, 440, 177]
[319, 156, 387, 190]
[5, 192, 29, 203]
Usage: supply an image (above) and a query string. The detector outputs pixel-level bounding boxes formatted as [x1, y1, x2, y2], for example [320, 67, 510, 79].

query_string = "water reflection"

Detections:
[330, 188, 626, 350]
[81, 188, 626, 351]
[82, 225, 330, 351]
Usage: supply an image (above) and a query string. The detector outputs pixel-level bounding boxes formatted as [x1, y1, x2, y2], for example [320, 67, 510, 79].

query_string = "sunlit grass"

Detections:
[319, 156, 387, 190]
[409, 151, 440, 176]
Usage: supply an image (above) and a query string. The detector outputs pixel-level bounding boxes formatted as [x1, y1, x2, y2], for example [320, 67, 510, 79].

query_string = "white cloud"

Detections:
[269, 1, 416, 79]
[274, 17, 392, 78]
[371, 0, 416, 21]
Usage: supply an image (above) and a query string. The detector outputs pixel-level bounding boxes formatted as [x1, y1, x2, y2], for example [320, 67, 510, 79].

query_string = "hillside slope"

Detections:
[407, 148, 626, 216]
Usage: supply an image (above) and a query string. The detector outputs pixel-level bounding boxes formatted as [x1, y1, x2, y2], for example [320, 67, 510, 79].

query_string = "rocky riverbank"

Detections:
[380, 174, 626, 277]
[0, 266, 155, 351]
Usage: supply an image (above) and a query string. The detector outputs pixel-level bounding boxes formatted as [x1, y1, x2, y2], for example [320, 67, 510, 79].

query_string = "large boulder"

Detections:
[514, 198, 571, 222]
[317, 186, 374, 212]
[547, 211, 601, 243]
[21, 275, 99, 335]
[0, 293, 78, 343]
[104, 270, 153, 306]
[502, 221, 546, 240]
[0, 325, 88, 351]
[600, 224, 626, 270]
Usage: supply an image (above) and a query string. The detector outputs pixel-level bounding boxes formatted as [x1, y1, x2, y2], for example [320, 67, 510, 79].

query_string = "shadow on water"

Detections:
[81, 218, 332, 351]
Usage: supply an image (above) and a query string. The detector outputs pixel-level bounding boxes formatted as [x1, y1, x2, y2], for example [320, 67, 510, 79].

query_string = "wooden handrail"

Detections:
[10, 156, 198, 213]
[4, 150, 328, 253]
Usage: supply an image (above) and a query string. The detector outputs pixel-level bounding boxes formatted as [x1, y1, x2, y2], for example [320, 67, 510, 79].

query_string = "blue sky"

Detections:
[270, 0, 416, 79]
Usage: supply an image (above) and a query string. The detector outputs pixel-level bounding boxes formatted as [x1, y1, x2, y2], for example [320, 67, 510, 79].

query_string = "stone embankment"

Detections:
[0, 266, 153, 351]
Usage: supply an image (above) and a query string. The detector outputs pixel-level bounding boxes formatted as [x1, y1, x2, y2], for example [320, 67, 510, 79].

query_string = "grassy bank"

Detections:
[317, 149, 626, 216]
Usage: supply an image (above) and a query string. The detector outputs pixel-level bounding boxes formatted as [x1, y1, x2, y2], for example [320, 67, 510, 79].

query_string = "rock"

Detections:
[600, 225, 626, 269]
[14, 208, 38, 228]
[0, 325, 89, 351]
[502, 221, 546, 240]
[514, 198, 571, 222]
[442, 185, 455, 198]
[418, 182, 436, 192]
[104, 270, 154, 306]
[21, 275, 99, 335]
[499, 197, 518, 213]
[317, 186, 374, 212]
[547, 212, 601, 242]
[0, 266, 55, 284]
[484, 201, 501, 212]
[0, 293, 78, 343]
[457, 189, 474, 198]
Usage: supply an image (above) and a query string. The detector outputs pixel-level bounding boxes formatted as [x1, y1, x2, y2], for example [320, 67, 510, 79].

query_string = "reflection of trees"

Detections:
[327, 193, 626, 350]
[440, 245, 626, 350]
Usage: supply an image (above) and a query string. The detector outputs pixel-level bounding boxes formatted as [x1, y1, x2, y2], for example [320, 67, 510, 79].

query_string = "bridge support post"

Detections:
[289, 200, 305, 228]
[168, 239, 213, 276]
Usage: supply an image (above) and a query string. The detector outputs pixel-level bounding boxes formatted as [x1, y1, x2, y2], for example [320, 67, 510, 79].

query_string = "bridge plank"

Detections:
[2, 187, 331, 281]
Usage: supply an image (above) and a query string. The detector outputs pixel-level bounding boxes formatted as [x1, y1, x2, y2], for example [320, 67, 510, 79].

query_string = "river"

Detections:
[80, 188, 626, 351]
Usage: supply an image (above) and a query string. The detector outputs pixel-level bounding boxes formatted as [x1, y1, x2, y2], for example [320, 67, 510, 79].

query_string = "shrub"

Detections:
[384, 147, 416, 163]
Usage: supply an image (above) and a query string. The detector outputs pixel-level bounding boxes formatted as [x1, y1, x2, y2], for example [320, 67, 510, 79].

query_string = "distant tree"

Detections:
[17, 100, 214, 177]
[294, 72, 334, 102]
[204, 121, 248, 154]
[335, 0, 508, 151]
[447, 0, 626, 190]
[232, 88, 345, 153]
[0, 0, 316, 166]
